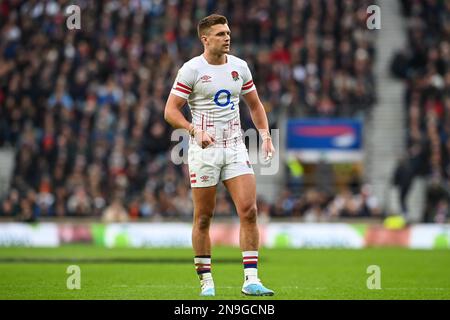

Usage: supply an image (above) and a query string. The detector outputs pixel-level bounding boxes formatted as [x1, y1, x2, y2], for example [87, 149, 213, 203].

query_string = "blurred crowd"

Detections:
[268, 184, 381, 221]
[0, 0, 377, 222]
[391, 0, 450, 222]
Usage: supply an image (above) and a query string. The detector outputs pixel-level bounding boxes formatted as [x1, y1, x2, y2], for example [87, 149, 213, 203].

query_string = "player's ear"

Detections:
[201, 34, 208, 46]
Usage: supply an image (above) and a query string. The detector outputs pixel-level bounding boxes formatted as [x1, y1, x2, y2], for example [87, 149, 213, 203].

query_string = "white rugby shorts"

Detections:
[188, 141, 254, 188]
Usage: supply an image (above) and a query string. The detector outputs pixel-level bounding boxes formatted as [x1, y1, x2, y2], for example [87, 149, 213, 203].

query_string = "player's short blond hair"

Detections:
[197, 14, 228, 39]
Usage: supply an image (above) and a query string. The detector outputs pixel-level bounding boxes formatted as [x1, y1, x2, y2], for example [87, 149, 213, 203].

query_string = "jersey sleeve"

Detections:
[241, 63, 256, 95]
[170, 64, 196, 99]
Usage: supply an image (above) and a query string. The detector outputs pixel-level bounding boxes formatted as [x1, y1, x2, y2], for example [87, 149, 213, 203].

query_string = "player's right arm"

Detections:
[164, 64, 214, 148]
[164, 94, 215, 148]
[164, 93, 192, 132]
[164, 64, 215, 148]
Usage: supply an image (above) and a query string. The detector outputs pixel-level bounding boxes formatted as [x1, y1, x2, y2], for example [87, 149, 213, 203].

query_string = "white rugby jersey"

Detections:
[170, 54, 256, 145]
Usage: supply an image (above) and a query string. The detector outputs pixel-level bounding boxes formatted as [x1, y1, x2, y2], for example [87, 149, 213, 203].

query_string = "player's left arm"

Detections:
[242, 90, 275, 159]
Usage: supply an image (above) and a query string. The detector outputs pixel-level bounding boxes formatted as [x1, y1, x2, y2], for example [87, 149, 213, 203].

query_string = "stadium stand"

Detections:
[392, 0, 450, 222]
[0, 0, 378, 221]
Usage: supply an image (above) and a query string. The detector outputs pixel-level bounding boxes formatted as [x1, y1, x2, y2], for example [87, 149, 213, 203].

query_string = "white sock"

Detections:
[242, 251, 258, 282]
[194, 256, 214, 285]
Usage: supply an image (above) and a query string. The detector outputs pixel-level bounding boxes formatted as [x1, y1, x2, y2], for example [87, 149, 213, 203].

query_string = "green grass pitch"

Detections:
[0, 246, 449, 300]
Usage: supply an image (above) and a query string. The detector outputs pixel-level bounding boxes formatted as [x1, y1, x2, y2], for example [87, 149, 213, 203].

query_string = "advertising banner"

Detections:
[103, 223, 192, 248]
[0, 223, 59, 247]
[287, 119, 363, 163]
[409, 224, 450, 249]
[0, 222, 449, 249]
[265, 223, 366, 248]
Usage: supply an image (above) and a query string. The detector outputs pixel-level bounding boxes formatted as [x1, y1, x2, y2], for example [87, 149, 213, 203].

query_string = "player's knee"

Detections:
[194, 213, 213, 230]
[239, 204, 257, 224]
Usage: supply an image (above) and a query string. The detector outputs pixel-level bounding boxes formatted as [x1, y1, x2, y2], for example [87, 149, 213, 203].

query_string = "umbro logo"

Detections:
[200, 75, 212, 83]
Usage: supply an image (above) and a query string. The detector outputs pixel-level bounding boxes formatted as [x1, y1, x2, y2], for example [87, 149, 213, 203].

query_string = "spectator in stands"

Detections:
[67, 186, 92, 216]
[395, 0, 450, 222]
[424, 175, 450, 223]
[139, 188, 159, 219]
[392, 154, 415, 217]
[215, 190, 234, 217]
[102, 197, 128, 223]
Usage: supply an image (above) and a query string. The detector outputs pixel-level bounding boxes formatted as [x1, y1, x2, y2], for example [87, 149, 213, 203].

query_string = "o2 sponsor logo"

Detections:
[214, 89, 235, 110]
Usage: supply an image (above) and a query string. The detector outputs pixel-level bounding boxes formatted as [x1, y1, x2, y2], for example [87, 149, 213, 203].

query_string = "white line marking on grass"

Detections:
[109, 285, 330, 290]
[383, 288, 449, 291]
